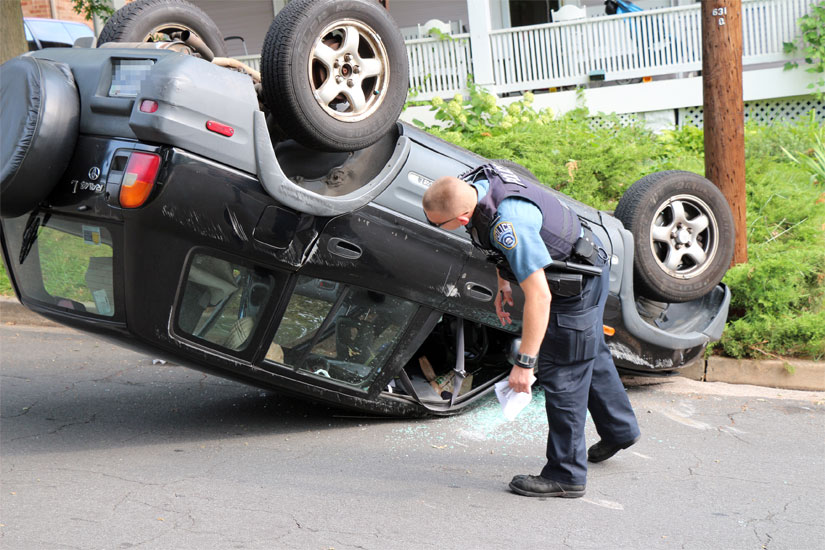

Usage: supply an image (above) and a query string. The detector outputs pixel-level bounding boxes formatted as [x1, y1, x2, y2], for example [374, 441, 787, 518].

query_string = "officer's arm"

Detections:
[508, 268, 551, 394]
[495, 269, 514, 325]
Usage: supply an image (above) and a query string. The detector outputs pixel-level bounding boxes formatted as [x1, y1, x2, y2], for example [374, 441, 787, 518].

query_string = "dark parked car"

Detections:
[24, 17, 96, 51]
[0, 0, 733, 416]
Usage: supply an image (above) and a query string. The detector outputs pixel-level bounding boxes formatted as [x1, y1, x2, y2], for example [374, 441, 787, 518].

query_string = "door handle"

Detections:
[327, 237, 362, 260]
[464, 282, 493, 302]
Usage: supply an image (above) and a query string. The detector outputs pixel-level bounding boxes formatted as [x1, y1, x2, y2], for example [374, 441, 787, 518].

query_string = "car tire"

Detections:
[1, 57, 79, 218]
[614, 170, 735, 303]
[97, 0, 227, 58]
[261, 0, 409, 152]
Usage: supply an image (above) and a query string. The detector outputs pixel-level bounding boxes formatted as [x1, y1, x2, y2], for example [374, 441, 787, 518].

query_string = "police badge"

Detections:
[493, 221, 518, 250]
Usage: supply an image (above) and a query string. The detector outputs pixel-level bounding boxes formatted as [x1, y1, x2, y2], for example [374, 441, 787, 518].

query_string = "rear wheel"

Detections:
[1, 57, 79, 218]
[614, 170, 734, 302]
[97, 0, 226, 58]
[261, 0, 409, 151]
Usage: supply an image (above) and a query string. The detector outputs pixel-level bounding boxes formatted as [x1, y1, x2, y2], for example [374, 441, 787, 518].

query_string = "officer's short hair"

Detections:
[423, 176, 465, 213]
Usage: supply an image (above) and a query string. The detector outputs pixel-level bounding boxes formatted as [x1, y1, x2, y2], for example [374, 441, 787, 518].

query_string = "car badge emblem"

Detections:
[88, 167, 101, 181]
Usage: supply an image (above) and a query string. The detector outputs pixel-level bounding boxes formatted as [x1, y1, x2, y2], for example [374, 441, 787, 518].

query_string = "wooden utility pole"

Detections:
[0, 1, 27, 65]
[702, 0, 747, 265]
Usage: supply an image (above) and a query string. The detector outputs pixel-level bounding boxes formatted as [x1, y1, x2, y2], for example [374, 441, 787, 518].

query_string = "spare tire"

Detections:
[97, 0, 227, 58]
[1, 57, 79, 218]
[614, 170, 735, 303]
[261, 0, 409, 152]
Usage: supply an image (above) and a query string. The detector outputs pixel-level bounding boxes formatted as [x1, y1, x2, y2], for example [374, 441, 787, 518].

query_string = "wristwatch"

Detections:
[514, 353, 537, 369]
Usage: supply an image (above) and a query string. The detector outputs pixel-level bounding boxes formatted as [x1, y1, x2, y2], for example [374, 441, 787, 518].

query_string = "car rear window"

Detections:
[2, 216, 115, 317]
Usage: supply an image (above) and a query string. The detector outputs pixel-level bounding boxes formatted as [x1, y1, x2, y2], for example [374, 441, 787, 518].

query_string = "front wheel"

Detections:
[614, 171, 735, 303]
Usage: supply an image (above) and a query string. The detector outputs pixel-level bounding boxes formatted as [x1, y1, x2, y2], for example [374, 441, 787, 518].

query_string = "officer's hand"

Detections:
[508, 364, 535, 394]
[495, 285, 514, 326]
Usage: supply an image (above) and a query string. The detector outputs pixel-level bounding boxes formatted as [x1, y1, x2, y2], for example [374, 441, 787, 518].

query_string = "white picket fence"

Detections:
[405, 33, 472, 98]
[237, 0, 812, 101]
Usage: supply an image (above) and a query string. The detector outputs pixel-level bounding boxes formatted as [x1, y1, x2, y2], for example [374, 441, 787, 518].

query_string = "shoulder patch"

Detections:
[493, 221, 518, 250]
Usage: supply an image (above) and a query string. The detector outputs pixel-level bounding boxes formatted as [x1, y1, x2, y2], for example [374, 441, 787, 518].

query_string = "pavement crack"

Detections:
[52, 467, 162, 486]
[687, 452, 704, 476]
[0, 374, 33, 382]
[753, 526, 773, 549]
[5, 413, 99, 442]
[716, 424, 751, 444]
[52, 413, 97, 434]
[0, 400, 39, 418]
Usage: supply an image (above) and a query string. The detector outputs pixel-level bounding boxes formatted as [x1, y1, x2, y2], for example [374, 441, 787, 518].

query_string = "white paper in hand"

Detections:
[494, 374, 537, 420]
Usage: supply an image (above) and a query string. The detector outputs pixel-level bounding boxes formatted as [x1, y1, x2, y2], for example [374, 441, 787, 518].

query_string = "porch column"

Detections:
[271, 0, 288, 16]
[466, 0, 495, 89]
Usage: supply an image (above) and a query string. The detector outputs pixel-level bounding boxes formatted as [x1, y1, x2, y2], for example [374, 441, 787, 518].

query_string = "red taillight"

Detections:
[119, 152, 160, 208]
[206, 120, 234, 137]
[139, 99, 159, 113]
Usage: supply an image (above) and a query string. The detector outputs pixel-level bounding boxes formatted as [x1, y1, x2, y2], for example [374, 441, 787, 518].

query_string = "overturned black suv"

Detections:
[0, 0, 733, 416]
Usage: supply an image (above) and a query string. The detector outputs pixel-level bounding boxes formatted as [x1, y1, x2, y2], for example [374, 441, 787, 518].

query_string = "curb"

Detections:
[2, 297, 824, 392]
[680, 356, 825, 392]
[0, 297, 58, 327]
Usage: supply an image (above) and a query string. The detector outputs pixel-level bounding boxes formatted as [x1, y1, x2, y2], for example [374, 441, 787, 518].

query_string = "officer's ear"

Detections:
[456, 214, 471, 226]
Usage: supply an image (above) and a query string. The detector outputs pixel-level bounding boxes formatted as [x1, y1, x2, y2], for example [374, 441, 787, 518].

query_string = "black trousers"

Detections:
[536, 257, 640, 485]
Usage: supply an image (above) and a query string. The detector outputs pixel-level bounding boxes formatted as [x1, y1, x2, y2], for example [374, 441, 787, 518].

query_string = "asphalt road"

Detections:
[1, 325, 823, 550]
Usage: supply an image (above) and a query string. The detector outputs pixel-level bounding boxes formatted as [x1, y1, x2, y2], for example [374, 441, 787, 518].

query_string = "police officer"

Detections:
[422, 163, 640, 498]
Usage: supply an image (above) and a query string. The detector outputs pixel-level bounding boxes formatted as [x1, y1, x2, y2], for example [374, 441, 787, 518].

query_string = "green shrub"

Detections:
[0, 266, 11, 296]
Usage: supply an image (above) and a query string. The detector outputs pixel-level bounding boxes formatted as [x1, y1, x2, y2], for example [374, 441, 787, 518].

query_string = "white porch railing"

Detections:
[233, 54, 261, 72]
[489, 0, 812, 93]
[235, 0, 812, 100]
[405, 33, 471, 100]
[230, 41, 471, 101]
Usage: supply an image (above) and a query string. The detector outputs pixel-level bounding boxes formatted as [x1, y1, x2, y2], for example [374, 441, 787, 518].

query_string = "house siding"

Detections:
[190, 0, 275, 57]
[390, 0, 469, 32]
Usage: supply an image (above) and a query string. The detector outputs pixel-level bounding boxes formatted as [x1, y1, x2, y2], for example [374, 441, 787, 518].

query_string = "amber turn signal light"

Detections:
[119, 152, 161, 208]
[603, 325, 616, 336]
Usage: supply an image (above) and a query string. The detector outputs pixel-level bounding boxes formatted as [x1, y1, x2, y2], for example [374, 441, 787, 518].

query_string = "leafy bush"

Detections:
[717, 120, 825, 360]
[420, 90, 662, 210]
[783, 1, 825, 100]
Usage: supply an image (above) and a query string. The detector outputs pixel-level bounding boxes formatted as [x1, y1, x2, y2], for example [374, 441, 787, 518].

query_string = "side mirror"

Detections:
[73, 36, 95, 48]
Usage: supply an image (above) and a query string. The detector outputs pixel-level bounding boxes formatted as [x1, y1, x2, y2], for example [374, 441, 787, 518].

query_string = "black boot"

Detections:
[587, 434, 641, 463]
[509, 475, 586, 498]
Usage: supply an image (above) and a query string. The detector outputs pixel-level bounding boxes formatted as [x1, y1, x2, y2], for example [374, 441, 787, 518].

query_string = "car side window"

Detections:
[177, 254, 275, 352]
[268, 276, 417, 389]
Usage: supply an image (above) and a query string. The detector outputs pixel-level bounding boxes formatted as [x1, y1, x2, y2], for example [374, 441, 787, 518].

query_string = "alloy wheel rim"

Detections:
[648, 194, 719, 279]
[308, 19, 389, 122]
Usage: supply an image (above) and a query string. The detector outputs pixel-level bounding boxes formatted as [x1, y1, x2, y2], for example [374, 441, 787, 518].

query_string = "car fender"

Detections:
[616, 222, 730, 349]
[254, 112, 411, 216]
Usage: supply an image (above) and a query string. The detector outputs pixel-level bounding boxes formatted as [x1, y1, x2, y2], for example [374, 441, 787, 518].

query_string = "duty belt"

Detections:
[543, 224, 608, 298]
[570, 225, 600, 266]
